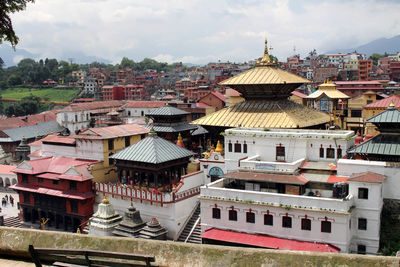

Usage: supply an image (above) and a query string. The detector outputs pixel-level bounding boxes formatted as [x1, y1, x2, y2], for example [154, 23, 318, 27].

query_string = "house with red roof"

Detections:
[0, 164, 17, 188]
[11, 156, 98, 232]
[198, 91, 226, 111]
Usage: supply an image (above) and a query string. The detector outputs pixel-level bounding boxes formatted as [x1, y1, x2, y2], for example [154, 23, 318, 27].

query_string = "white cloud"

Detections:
[7, 0, 400, 64]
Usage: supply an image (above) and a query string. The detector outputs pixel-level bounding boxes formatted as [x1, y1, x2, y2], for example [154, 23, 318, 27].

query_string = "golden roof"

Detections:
[307, 81, 350, 100]
[192, 100, 330, 128]
[215, 140, 223, 153]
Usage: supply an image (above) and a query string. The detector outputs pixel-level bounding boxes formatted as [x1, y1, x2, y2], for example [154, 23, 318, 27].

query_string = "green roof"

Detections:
[348, 134, 400, 156]
[110, 134, 195, 164]
[367, 106, 400, 124]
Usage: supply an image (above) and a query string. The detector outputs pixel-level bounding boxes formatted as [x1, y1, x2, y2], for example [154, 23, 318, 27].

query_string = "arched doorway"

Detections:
[209, 167, 224, 182]
[11, 178, 17, 185]
[0, 178, 4, 188]
[4, 178, 11, 187]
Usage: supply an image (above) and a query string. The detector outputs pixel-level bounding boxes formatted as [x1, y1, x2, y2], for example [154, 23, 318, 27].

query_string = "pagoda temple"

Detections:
[88, 196, 123, 236]
[192, 40, 330, 136]
[348, 102, 400, 162]
[112, 203, 146, 237]
[145, 105, 197, 144]
[137, 217, 167, 240]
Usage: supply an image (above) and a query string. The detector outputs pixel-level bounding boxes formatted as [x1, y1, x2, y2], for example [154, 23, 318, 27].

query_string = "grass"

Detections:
[0, 87, 79, 102]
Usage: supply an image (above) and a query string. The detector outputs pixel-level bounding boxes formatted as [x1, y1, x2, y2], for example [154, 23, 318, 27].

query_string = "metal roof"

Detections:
[3, 121, 65, 141]
[191, 100, 330, 128]
[348, 134, 400, 156]
[144, 123, 197, 133]
[145, 106, 189, 116]
[110, 135, 195, 164]
[367, 106, 400, 123]
[191, 125, 209, 136]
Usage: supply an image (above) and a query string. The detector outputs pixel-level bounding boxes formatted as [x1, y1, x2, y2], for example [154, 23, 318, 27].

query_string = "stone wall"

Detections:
[0, 227, 398, 267]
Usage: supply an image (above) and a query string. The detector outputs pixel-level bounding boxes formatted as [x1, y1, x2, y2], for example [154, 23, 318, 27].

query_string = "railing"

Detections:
[175, 201, 200, 241]
[201, 184, 355, 213]
[94, 183, 200, 207]
[240, 157, 305, 172]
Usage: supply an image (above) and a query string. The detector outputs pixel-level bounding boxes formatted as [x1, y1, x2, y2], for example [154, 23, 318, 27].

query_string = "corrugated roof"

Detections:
[291, 91, 307, 98]
[125, 101, 165, 109]
[221, 170, 308, 185]
[110, 135, 195, 164]
[61, 101, 123, 112]
[348, 172, 386, 183]
[145, 106, 189, 116]
[348, 134, 400, 156]
[219, 66, 309, 86]
[0, 165, 16, 175]
[191, 100, 330, 128]
[191, 125, 209, 136]
[41, 134, 76, 145]
[145, 123, 197, 133]
[73, 124, 149, 140]
[367, 105, 400, 123]
[3, 121, 65, 141]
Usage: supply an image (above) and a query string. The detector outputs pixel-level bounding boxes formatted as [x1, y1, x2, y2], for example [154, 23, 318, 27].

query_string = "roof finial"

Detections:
[256, 38, 274, 67]
[215, 140, 223, 153]
[176, 133, 185, 148]
[149, 125, 157, 137]
[102, 195, 109, 204]
[388, 100, 396, 109]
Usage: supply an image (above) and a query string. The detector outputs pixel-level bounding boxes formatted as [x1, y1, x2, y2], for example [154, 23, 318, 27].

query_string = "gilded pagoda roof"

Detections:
[306, 81, 350, 100]
[191, 100, 330, 128]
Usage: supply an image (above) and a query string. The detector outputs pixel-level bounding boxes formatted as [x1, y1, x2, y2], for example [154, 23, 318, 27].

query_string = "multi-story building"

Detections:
[390, 61, 400, 82]
[199, 127, 387, 254]
[124, 101, 167, 117]
[358, 60, 372, 81]
[84, 77, 98, 94]
[335, 81, 385, 98]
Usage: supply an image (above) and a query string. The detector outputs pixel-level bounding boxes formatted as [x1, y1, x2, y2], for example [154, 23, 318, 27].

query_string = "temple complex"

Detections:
[88, 196, 123, 236]
[192, 40, 330, 137]
[112, 204, 146, 237]
[137, 217, 167, 240]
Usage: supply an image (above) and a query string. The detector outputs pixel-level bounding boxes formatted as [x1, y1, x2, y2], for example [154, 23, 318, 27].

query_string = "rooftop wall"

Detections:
[0, 227, 397, 267]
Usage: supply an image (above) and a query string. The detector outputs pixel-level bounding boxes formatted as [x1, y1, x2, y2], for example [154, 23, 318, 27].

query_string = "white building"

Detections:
[199, 128, 386, 254]
[84, 77, 98, 94]
[0, 165, 17, 188]
[124, 101, 167, 117]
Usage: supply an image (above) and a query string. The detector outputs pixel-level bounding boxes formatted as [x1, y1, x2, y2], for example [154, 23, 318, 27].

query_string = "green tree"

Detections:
[8, 73, 22, 85]
[0, 0, 35, 46]
[370, 53, 384, 66]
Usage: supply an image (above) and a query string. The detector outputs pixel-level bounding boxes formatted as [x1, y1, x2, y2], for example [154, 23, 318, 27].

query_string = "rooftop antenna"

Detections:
[68, 58, 75, 65]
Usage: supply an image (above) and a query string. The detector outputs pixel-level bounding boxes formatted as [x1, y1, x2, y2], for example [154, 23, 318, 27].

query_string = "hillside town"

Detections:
[0, 38, 399, 261]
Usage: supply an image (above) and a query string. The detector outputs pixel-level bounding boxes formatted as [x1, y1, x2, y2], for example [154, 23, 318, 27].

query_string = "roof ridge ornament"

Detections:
[388, 100, 396, 109]
[149, 125, 157, 137]
[256, 38, 275, 67]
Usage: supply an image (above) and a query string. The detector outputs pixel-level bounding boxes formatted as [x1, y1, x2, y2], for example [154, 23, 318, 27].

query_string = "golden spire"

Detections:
[256, 38, 274, 67]
[215, 140, 223, 153]
[176, 133, 185, 148]
[388, 100, 396, 109]
[102, 195, 109, 204]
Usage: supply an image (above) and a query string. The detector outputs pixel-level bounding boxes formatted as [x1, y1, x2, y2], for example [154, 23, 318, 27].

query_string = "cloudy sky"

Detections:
[9, 0, 400, 64]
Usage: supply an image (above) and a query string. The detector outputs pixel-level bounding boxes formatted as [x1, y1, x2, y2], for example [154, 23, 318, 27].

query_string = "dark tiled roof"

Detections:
[145, 123, 197, 133]
[348, 172, 386, 183]
[348, 134, 400, 156]
[110, 135, 195, 164]
[146, 106, 189, 116]
[191, 125, 209, 136]
[3, 121, 65, 141]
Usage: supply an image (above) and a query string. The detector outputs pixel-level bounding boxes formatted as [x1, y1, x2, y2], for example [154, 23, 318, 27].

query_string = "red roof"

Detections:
[365, 95, 400, 108]
[291, 90, 307, 98]
[10, 184, 94, 200]
[0, 165, 16, 175]
[327, 174, 348, 184]
[226, 89, 242, 97]
[41, 134, 76, 145]
[335, 81, 382, 85]
[211, 91, 226, 102]
[125, 101, 167, 108]
[195, 102, 211, 108]
[348, 172, 386, 183]
[201, 229, 340, 253]
[61, 101, 123, 112]
[73, 124, 149, 140]
[162, 95, 176, 100]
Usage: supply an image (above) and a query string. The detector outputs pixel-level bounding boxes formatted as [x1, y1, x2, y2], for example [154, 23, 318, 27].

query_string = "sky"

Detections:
[8, 0, 400, 65]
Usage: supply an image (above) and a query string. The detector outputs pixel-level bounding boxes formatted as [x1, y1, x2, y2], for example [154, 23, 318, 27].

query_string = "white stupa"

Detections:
[88, 196, 123, 236]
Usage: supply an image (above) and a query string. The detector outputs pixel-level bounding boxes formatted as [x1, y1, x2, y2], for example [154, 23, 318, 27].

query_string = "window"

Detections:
[276, 146, 285, 161]
[22, 174, 28, 183]
[23, 192, 30, 203]
[243, 143, 247, 153]
[108, 139, 114, 151]
[337, 148, 342, 159]
[228, 143, 232, 152]
[229, 210, 237, 221]
[75, 114, 78, 122]
[38, 178, 43, 183]
[358, 218, 367, 230]
[125, 136, 130, 147]
[246, 212, 255, 223]
[319, 147, 324, 158]
[212, 208, 220, 219]
[264, 214, 273, 226]
[53, 180, 59, 185]
[351, 110, 362, 117]
[358, 188, 369, 199]
[282, 216, 292, 228]
[301, 218, 311, 231]
[70, 200, 78, 213]
[357, 244, 366, 254]
[69, 181, 77, 190]
[321, 221, 331, 233]
[366, 100, 373, 104]
[234, 143, 241, 153]
[326, 148, 335, 159]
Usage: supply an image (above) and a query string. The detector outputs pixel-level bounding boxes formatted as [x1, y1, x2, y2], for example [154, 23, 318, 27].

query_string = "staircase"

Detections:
[177, 204, 202, 244]
[3, 216, 22, 228]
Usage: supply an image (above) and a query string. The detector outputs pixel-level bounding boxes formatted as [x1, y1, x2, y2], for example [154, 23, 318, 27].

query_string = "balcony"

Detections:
[239, 155, 305, 173]
[201, 179, 354, 213]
